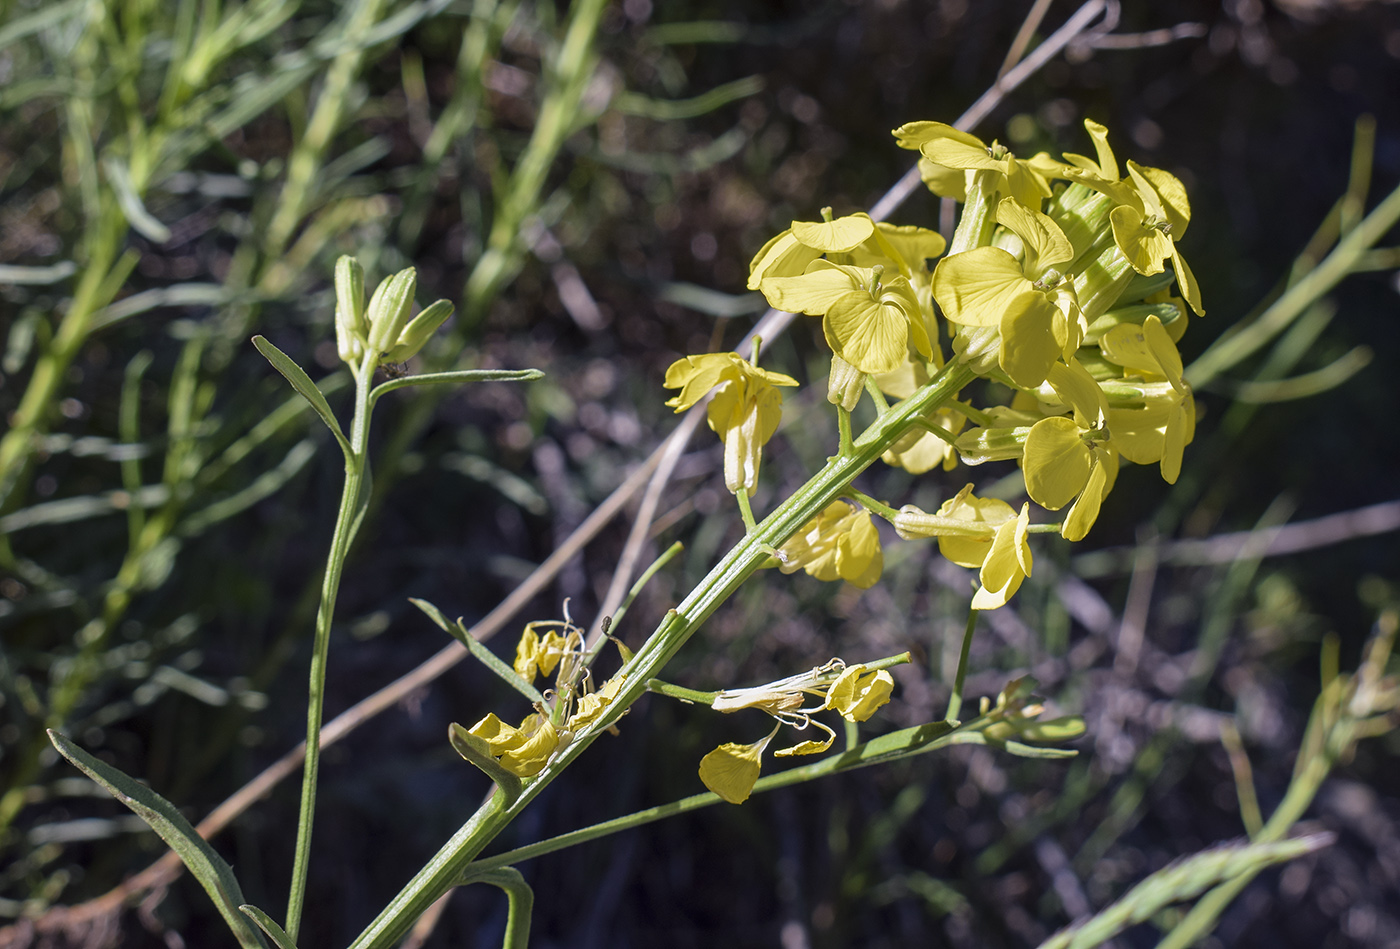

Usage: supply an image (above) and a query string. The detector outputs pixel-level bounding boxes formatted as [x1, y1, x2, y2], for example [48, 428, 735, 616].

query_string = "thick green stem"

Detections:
[285, 350, 378, 943]
[346, 362, 975, 949]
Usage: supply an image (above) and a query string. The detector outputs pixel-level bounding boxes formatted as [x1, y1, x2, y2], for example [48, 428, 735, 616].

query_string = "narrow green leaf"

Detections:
[47, 731, 267, 949]
[0, 262, 77, 285]
[409, 599, 544, 704]
[0, 0, 84, 52]
[240, 905, 299, 949]
[459, 867, 533, 949]
[251, 336, 352, 459]
[369, 368, 543, 402]
[1001, 740, 1079, 759]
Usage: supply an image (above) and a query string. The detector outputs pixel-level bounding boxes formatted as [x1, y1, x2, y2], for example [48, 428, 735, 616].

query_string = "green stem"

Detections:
[946, 606, 978, 723]
[735, 488, 757, 533]
[462, 868, 533, 949]
[285, 350, 378, 944]
[845, 488, 898, 523]
[863, 377, 891, 414]
[837, 407, 854, 456]
[347, 362, 975, 949]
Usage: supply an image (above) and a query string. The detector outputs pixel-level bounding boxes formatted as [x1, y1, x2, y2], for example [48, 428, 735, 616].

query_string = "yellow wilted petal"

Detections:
[836, 508, 883, 589]
[1109, 206, 1172, 276]
[467, 713, 525, 755]
[932, 247, 1037, 328]
[790, 212, 875, 253]
[513, 628, 541, 682]
[1023, 416, 1092, 511]
[748, 231, 821, 290]
[497, 714, 559, 777]
[699, 731, 775, 804]
[774, 721, 837, 758]
[822, 665, 895, 722]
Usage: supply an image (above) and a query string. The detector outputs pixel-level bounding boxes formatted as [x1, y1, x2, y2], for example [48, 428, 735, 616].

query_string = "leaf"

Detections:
[251, 336, 352, 459]
[47, 731, 267, 949]
[103, 158, 172, 243]
[448, 723, 523, 800]
[240, 905, 299, 949]
[408, 599, 544, 704]
[369, 368, 543, 403]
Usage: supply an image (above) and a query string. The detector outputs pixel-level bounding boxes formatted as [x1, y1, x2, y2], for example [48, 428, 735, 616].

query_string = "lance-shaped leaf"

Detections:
[48, 731, 267, 949]
[252, 336, 352, 459]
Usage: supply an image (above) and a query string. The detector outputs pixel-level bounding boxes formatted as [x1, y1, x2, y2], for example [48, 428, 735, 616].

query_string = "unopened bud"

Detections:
[365, 268, 418, 353]
[382, 299, 454, 363]
[334, 256, 367, 365]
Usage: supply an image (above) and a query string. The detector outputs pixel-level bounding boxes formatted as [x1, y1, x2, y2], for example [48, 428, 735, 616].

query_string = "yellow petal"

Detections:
[1045, 359, 1108, 427]
[513, 628, 541, 682]
[497, 714, 559, 777]
[893, 121, 985, 153]
[699, 732, 773, 804]
[1023, 416, 1091, 511]
[995, 197, 1073, 273]
[759, 261, 861, 316]
[1083, 118, 1120, 180]
[822, 665, 894, 722]
[824, 293, 910, 375]
[774, 721, 837, 758]
[1134, 162, 1191, 239]
[972, 505, 1032, 610]
[790, 212, 875, 253]
[748, 231, 820, 290]
[1061, 449, 1110, 541]
[467, 713, 525, 755]
[663, 353, 741, 411]
[932, 248, 1037, 328]
[1171, 245, 1205, 316]
[998, 293, 1062, 388]
[835, 508, 883, 589]
[922, 136, 1000, 171]
[1109, 206, 1171, 276]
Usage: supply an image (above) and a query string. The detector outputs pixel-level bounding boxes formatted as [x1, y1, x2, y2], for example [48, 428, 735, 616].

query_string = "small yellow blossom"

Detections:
[566, 674, 627, 731]
[777, 500, 883, 589]
[1021, 360, 1118, 541]
[893, 122, 1055, 208]
[1099, 314, 1195, 483]
[747, 210, 876, 289]
[821, 664, 895, 722]
[513, 623, 581, 684]
[465, 711, 560, 778]
[664, 351, 799, 496]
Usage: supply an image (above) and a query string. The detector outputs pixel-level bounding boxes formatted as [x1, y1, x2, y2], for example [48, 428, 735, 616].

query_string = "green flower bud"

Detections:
[334, 256, 367, 365]
[1070, 244, 1136, 323]
[365, 267, 418, 353]
[1083, 302, 1181, 345]
[382, 299, 454, 363]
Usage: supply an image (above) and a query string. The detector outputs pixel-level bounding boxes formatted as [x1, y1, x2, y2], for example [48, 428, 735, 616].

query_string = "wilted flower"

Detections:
[777, 500, 883, 589]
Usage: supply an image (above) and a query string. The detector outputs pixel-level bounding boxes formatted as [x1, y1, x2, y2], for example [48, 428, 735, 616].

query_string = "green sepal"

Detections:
[240, 905, 299, 949]
[449, 723, 524, 801]
[47, 730, 268, 949]
[365, 268, 417, 352]
[251, 336, 352, 460]
[382, 299, 453, 362]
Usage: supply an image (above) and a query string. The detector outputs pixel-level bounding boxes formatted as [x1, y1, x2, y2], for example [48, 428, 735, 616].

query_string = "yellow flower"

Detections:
[699, 726, 778, 804]
[513, 623, 581, 684]
[664, 351, 799, 496]
[1058, 120, 1203, 316]
[777, 500, 883, 589]
[1099, 315, 1195, 483]
[821, 664, 895, 722]
[747, 210, 876, 289]
[894, 486, 1033, 610]
[760, 260, 932, 375]
[566, 674, 627, 731]
[1021, 360, 1118, 541]
[932, 198, 1085, 387]
[465, 711, 560, 778]
[893, 121, 1055, 208]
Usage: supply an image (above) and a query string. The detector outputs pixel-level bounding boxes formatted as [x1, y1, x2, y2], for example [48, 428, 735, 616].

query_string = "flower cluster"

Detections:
[662, 116, 1202, 610]
[454, 617, 628, 778]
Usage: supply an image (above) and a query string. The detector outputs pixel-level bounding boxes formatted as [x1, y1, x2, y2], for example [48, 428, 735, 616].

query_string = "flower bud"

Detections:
[382, 299, 453, 363]
[826, 354, 864, 412]
[1071, 244, 1136, 322]
[365, 267, 418, 353]
[334, 256, 367, 365]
